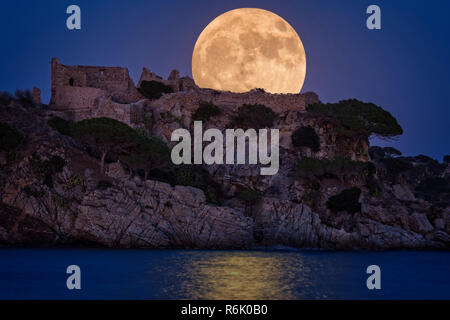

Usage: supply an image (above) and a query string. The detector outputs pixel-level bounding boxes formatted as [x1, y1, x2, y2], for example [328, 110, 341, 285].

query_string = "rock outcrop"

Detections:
[0, 97, 449, 250]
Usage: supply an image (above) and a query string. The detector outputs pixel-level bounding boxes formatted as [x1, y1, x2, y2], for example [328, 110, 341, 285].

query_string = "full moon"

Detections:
[192, 8, 306, 94]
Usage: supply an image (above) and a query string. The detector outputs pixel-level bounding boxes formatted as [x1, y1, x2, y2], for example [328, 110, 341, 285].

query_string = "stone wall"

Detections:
[138, 67, 184, 92]
[152, 88, 319, 114]
[50, 58, 142, 105]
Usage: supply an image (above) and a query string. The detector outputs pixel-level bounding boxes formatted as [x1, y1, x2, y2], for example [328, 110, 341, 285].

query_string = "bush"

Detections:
[119, 135, 171, 179]
[30, 153, 66, 187]
[71, 117, 139, 173]
[296, 158, 326, 180]
[14, 89, 33, 107]
[296, 157, 371, 181]
[444, 155, 450, 163]
[170, 165, 222, 205]
[235, 188, 262, 202]
[291, 126, 320, 151]
[235, 188, 262, 216]
[382, 157, 412, 175]
[232, 104, 277, 129]
[139, 80, 173, 99]
[0, 89, 35, 108]
[307, 99, 403, 139]
[97, 180, 113, 190]
[0, 91, 13, 106]
[415, 177, 449, 202]
[327, 187, 362, 213]
[48, 117, 74, 136]
[0, 122, 25, 152]
[192, 101, 221, 122]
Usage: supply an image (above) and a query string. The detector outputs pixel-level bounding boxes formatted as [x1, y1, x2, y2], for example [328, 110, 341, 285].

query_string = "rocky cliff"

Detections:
[0, 97, 449, 249]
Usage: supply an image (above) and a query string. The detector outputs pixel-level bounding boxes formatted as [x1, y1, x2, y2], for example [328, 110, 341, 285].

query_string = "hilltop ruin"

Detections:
[48, 58, 318, 125]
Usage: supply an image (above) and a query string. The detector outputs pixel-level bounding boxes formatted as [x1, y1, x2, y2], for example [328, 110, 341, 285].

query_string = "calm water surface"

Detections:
[0, 248, 449, 299]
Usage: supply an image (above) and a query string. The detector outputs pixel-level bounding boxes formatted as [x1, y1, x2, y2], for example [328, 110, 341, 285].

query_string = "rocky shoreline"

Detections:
[0, 98, 449, 250]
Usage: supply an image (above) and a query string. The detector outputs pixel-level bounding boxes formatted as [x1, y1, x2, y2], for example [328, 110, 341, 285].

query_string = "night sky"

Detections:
[0, 0, 448, 160]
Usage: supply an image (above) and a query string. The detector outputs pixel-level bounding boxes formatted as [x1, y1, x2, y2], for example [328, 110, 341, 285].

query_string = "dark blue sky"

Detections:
[1, 0, 448, 160]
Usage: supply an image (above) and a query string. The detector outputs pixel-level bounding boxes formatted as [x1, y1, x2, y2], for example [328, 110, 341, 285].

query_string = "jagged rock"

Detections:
[106, 161, 129, 180]
[392, 184, 415, 201]
[434, 218, 445, 230]
[0, 99, 448, 250]
[409, 212, 434, 234]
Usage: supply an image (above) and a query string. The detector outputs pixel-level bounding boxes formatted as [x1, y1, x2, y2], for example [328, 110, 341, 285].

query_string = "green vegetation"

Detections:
[160, 111, 180, 123]
[71, 117, 138, 173]
[235, 188, 262, 216]
[120, 135, 171, 180]
[139, 80, 173, 99]
[291, 126, 320, 151]
[164, 201, 173, 208]
[327, 187, 362, 213]
[296, 157, 372, 182]
[415, 177, 450, 203]
[307, 99, 403, 139]
[0, 122, 25, 160]
[382, 157, 412, 175]
[48, 117, 74, 136]
[65, 173, 84, 189]
[30, 153, 66, 187]
[23, 185, 45, 198]
[232, 104, 277, 129]
[0, 91, 13, 106]
[0, 89, 34, 107]
[97, 180, 113, 190]
[235, 188, 262, 202]
[192, 101, 221, 122]
[171, 165, 222, 205]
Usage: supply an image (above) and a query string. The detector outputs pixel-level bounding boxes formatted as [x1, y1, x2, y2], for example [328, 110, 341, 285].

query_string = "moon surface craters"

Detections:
[192, 8, 306, 94]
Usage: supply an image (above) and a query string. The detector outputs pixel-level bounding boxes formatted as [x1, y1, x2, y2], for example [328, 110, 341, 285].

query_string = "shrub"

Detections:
[382, 157, 412, 175]
[235, 188, 262, 202]
[71, 117, 139, 173]
[48, 117, 74, 136]
[0, 122, 25, 153]
[192, 101, 221, 122]
[232, 104, 277, 129]
[97, 180, 113, 190]
[170, 165, 222, 205]
[307, 99, 403, 139]
[65, 173, 84, 189]
[327, 187, 362, 213]
[119, 135, 171, 179]
[14, 89, 33, 107]
[164, 201, 173, 208]
[30, 153, 66, 187]
[0, 91, 13, 106]
[235, 188, 262, 216]
[415, 177, 449, 202]
[139, 80, 173, 99]
[291, 126, 320, 151]
[296, 157, 370, 181]
[444, 155, 450, 163]
[23, 185, 44, 198]
[296, 158, 325, 180]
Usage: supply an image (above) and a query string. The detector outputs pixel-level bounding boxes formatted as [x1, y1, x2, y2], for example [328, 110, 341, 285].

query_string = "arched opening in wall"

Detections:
[69, 78, 74, 86]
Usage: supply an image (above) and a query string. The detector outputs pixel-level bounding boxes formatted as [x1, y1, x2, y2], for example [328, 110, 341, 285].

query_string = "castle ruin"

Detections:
[48, 58, 318, 125]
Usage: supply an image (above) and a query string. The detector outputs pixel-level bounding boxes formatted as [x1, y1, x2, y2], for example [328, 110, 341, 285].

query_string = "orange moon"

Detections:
[192, 8, 306, 94]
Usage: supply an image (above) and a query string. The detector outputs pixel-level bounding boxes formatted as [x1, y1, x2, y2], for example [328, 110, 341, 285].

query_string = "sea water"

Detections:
[0, 248, 448, 299]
